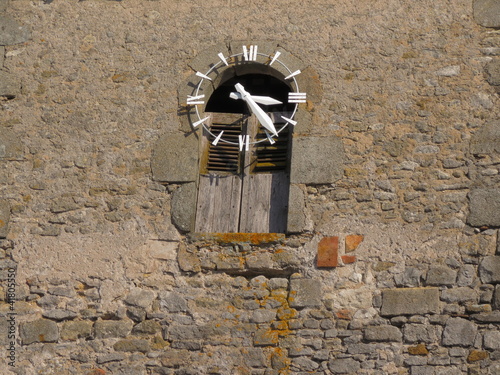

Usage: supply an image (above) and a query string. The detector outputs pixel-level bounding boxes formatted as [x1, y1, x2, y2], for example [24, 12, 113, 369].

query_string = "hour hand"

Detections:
[230, 92, 282, 106]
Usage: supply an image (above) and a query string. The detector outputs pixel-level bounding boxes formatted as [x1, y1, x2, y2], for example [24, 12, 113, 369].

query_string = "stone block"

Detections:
[484, 331, 500, 350]
[132, 320, 161, 336]
[328, 358, 361, 374]
[442, 317, 477, 347]
[317, 236, 338, 268]
[484, 59, 500, 92]
[394, 267, 422, 287]
[0, 199, 10, 238]
[364, 325, 402, 342]
[0, 71, 20, 99]
[470, 121, 500, 155]
[494, 285, 500, 310]
[167, 325, 201, 341]
[289, 278, 322, 308]
[479, 256, 500, 284]
[441, 287, 478, 304]
[170, 182, 197, 232]
[0, 15, 31, 45]
[242, 348, 267, 368]
[403, 324, 439, 344]
[151, 132, 199, 183]
[113, 339, 150, 353]
[124, 288, 156, 309]
[471, 311, 500, 322]
[468, 189, 500, 227]
[425, 265, 457, 286]
[177, 243, 201, 272]
[290, 136, 344, 184]
[286, 184, 306, 233]
[380, 288, 439, 316]
[474, 0, 500, 27]
[60, 321, 93, 341]
[20, 319, 59, 345]
[0, 128, 23, 160]
[42, 309, 78, 321]
[158, 291, 188, 313]
[253, 328, 278, 346]
[94, 320, 133, 339]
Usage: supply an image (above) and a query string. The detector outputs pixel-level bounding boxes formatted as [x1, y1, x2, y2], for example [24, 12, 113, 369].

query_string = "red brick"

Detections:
[317, 236, 338, 267]
[86, 370, 106, 375]
[345, 234, 364, 253]
[341, 255, 357, 264]
[335, 309, 353, 320]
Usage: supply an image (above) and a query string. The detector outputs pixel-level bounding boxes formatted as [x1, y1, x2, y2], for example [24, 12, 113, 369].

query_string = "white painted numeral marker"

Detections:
[193, 116, 210, 128]
[285, 70, 301, 80]
[269, 51, 281, 66]
[239, 135, 249, 151]
[218, 52, 229, 66]
[195, 71, 212, 81]
[288, 92, 307, 103]
[243, 45, 258, 61]
[281, 116, 297, 126]
[212, 131, 224, 146]
[187, 94, 205, 105]
[265, 130, 276, 144]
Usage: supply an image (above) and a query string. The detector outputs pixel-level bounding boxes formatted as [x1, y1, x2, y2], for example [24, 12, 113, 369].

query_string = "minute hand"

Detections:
[235, 84, 278, 137]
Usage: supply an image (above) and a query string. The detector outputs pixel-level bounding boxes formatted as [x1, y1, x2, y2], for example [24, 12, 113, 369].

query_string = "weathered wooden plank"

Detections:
[239, 172, 289, 233]
[195, 174, 242, 233]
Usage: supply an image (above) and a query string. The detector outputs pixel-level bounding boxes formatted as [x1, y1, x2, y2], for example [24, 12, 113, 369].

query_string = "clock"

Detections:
[186, 45, 307, 152]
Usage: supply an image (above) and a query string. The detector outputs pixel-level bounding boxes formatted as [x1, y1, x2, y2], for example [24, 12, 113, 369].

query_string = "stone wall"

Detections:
[0, 0, 500, 374]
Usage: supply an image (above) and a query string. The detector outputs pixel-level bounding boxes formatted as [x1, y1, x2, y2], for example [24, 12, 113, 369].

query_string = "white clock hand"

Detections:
[234, 83, 278, 137]
[229, 92, 282, 106]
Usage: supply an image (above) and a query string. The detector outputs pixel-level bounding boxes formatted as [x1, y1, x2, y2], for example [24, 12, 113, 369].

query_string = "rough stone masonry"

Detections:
[1, 0, 500, 374]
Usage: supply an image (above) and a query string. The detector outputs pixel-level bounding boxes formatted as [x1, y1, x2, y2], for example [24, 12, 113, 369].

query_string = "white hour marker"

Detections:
[218, 52, 229, 66]
[243, 45, 257, 61]
[288, 92, 307, 103]
[281, 116, 297, 126]
[187, 94, 205, 105]
[193, 116, 210, 127]
[212, 131, 224, 146]
[285, 70, 301, 80]
[239, 135, 249, 151]
[269, 51, 281, 66]
[265, 130, 276, 144]
[196, 71, 212, 81]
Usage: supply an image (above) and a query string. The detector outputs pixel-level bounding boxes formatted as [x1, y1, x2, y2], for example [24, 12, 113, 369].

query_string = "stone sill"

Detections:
[187, 232, 286, 246]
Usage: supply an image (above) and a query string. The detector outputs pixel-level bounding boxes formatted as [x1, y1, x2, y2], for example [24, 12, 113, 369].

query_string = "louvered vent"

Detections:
[254, 124, 290, 173]
[206, 120, 242, 173]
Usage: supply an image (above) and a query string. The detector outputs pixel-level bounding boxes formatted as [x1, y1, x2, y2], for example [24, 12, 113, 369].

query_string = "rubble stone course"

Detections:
[0, 0, 500, 374]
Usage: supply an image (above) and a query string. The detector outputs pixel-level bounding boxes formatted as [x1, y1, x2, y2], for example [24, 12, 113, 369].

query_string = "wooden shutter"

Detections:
[194, 113, 291, 233]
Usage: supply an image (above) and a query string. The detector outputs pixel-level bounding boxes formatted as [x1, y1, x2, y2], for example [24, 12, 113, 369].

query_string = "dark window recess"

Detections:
[206, 73, 294, 114]
[206, 119, 243, 173]
[254, 125, 290, 173]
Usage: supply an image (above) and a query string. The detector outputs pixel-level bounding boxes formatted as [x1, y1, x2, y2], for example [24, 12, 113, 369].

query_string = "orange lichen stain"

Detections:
[269, 347, 291, 372]
[198, 232, 285, 245]
[0, 219, 4, 228]
[468, 350, 489, 362]
[408, 343, 429, 356]
[38, 334, 45, 342]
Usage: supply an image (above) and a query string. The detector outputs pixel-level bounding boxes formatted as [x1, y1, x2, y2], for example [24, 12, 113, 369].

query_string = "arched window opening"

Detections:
[206, 73, 294, 114]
